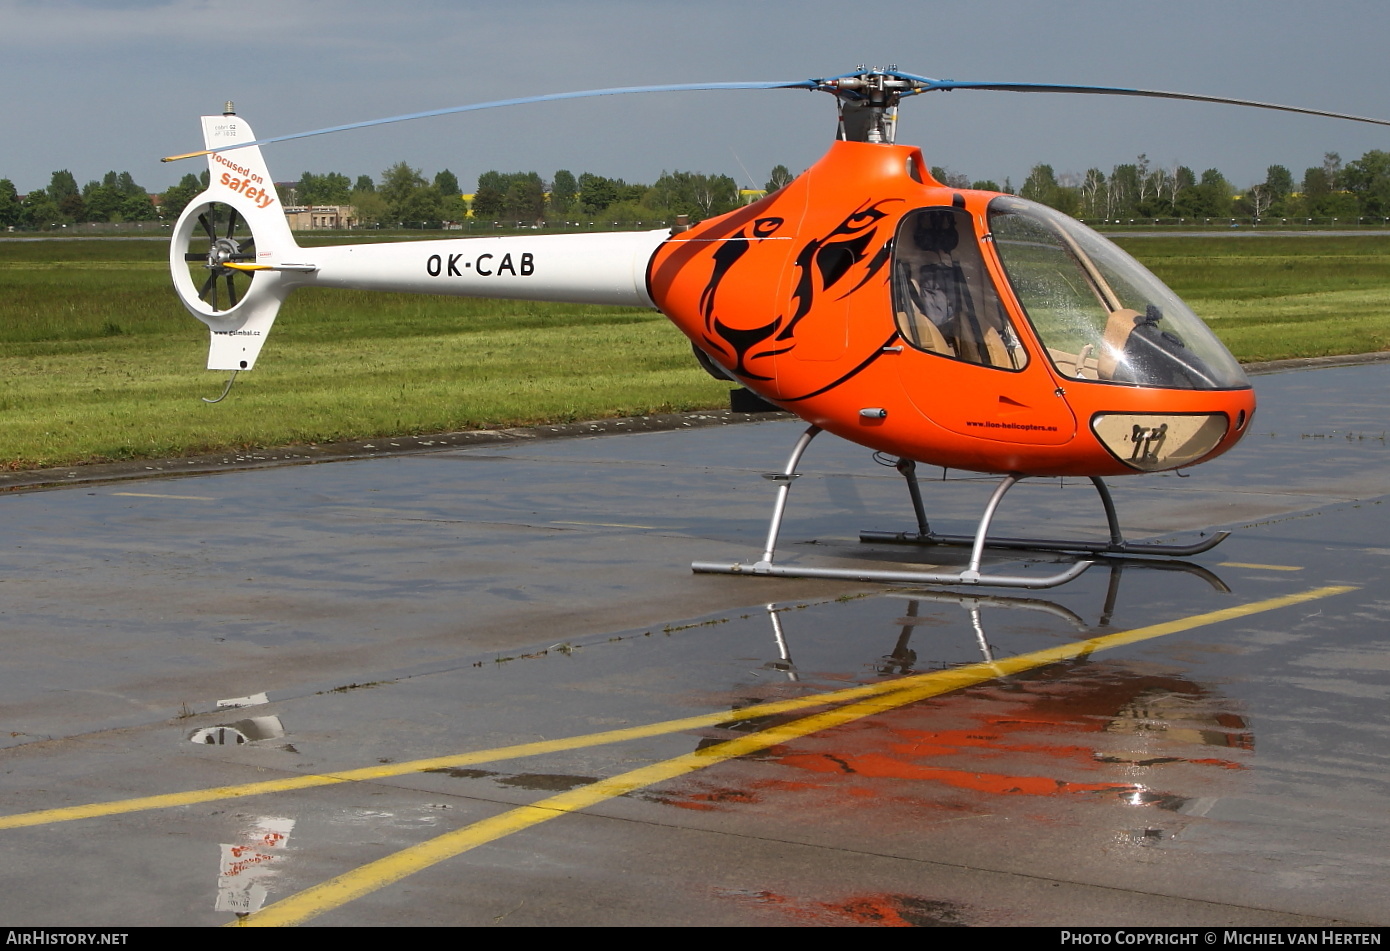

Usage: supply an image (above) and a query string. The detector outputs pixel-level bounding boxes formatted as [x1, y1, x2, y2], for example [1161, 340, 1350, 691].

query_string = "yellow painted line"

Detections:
[1219, 562, 1304, 572]
[0, 586, 1352, 836]
[552, 520, 658, 530]
[110, 492, 216, 501]
[235, 584, 1356, 927]
[0, 682, 929, 830]
[0, 775, 353, 831]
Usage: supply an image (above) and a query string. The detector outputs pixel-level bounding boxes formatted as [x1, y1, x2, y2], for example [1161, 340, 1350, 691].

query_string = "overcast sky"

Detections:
[3, 0, 1390, 196]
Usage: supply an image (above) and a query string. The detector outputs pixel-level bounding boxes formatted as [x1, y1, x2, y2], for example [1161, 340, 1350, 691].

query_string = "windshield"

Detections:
[988, 196, 1248, 390]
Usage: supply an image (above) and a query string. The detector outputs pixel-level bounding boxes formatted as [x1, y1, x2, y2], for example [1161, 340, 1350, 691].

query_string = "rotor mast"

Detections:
[822, 67, 920, 144]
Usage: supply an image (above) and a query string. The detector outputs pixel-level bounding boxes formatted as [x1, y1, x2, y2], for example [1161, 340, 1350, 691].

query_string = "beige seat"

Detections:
[899, 308, 955, 356]
[983, 326, 1019, 369]
[1098, 308, 1143, 380]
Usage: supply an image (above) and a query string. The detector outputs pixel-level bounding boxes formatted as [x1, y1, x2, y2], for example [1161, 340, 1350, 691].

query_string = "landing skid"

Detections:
[859, 458, 1229, 557]
[692, 425, 1092, 589]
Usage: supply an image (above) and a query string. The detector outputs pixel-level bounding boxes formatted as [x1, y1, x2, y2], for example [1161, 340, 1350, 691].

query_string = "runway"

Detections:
[1, 361, 1387, 926]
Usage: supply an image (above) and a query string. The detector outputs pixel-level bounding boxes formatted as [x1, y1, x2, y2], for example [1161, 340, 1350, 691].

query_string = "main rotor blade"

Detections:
[162, 80, 815, 161]
[894, 73, 1390, 128]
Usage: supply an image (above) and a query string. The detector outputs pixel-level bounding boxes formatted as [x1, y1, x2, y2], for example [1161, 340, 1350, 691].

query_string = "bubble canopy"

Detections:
[987, 196, 1249, 391]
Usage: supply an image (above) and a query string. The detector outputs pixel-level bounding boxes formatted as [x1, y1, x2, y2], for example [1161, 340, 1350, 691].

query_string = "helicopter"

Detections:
[164, 68, 1390, 589]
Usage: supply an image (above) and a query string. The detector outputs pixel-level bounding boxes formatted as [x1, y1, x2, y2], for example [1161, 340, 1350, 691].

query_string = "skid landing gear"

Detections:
[692, 425, 1092, 589]
[860, 457, 1229, 557]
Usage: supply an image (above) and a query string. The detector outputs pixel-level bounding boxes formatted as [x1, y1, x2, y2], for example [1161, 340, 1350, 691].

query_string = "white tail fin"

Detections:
[169, 113, 670, 375]
[168, 113, 303, 371]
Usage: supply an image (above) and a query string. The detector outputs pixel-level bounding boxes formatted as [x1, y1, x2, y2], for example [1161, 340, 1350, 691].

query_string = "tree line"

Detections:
[1016, 150, 1390, 221]
[0, 161, 784, 230]
[0, 169, 209, 229]
[340, 164, 798, 228]
[465, 166, 796, 225]
[7, 150, 1390, 231]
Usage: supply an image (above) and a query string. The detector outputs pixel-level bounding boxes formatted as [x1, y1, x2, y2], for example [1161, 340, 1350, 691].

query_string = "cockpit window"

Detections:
[892, 207, 1027, 371]
[988, 196, 1248, 390]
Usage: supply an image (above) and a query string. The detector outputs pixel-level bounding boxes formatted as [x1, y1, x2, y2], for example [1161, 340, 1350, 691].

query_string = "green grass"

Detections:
[2, 233, 1388, 469]
[1115, 235, 1390, 362]
[0, 240, 724, 468]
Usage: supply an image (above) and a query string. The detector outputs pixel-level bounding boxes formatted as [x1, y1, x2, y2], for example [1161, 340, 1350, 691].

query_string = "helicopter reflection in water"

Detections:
[669, 559, 1251, 825]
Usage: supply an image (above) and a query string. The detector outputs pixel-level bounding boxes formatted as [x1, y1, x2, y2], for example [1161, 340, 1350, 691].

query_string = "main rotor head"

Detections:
[815, 66, 921, 144]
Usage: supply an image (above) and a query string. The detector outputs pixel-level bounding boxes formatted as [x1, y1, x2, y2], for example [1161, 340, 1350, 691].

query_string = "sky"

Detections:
[4, 0, 1390, 197]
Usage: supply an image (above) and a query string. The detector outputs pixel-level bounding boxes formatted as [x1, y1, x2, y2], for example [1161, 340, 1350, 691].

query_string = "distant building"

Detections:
[284, 205, 357, 230]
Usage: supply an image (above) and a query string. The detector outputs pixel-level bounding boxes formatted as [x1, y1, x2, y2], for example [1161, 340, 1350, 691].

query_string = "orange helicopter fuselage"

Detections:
[648, 141, 1255, 478]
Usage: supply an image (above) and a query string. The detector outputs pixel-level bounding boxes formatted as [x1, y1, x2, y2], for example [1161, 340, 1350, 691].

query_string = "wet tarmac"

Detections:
[1, 362, 1388, 927]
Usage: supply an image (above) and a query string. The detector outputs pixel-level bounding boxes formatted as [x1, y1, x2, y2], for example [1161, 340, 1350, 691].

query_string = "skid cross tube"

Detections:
[861, 464, 1230, 557]
[692, 427, 1090, 589]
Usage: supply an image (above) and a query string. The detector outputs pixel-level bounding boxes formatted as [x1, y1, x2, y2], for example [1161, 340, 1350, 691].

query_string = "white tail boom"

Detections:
[170, 113, 669, 372]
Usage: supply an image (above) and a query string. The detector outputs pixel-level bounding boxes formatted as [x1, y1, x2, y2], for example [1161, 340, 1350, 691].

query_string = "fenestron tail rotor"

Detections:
[180, 201, 258, 313]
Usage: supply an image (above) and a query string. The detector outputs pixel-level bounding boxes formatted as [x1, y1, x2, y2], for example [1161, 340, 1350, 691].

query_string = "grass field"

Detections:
[1, 233, 1387, 469]
[1111, 235, 1390, 362]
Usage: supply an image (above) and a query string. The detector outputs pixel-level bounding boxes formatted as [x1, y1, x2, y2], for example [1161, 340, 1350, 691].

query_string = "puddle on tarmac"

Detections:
[712, 887, 968, 927]
[193, 546, 1382, 881]
[215, 815, 294, 916]
[189, 715, 285, 746]
[385, 558, 1279, 845]
[452, 557, 1247, 738]
[425, 767, 599, 792]
[635, 655, 1253, 831]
